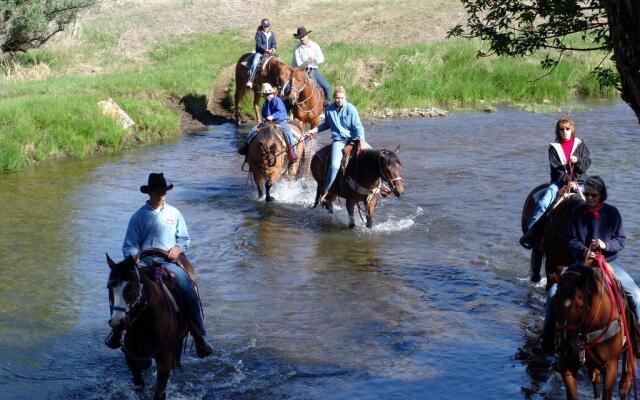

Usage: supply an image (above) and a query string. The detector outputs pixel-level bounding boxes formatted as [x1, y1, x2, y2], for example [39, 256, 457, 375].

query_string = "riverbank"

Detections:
[1, 29, 616, 171]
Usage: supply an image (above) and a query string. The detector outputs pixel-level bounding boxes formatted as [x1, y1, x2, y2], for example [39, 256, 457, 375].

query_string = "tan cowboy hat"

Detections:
[260, 83, 276, 94]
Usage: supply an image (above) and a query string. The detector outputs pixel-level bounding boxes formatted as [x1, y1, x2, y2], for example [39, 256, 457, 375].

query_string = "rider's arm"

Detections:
[548, 146, 570, 185]
[314, 42, 325, 65]
[175, 210, 190, 252]
[269, 98, 288, 122]
[271, 33, 277, 50]
[603, 207, 625, 257]
[565, 208, 589, 261]
[573, 141, 591, 175]
[122, 212, 142, 259]
[255, 31, 267, 53]
[292, 46, 307, 67]
[348, 105, 365, 140]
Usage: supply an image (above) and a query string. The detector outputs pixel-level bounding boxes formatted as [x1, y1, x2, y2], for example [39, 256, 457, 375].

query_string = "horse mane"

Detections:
[558, 265, 601, 304]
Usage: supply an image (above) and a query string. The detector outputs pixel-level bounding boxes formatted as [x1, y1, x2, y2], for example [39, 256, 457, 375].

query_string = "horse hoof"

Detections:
[134, 382, 144, 391]
[366, 223, 373, 229]
[266, 196, 274, 202]
[349, 224, 356, 229]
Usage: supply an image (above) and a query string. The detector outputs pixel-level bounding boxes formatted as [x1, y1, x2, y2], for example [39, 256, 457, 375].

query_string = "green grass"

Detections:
[0, 31, 617, 171]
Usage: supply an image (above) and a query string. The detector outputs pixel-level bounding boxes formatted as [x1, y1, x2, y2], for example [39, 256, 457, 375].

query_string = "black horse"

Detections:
[107, 250, 189, 400]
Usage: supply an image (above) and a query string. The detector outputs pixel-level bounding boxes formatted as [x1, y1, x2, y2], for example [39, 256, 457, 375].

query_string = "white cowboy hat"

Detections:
[260, 83, 276, 94]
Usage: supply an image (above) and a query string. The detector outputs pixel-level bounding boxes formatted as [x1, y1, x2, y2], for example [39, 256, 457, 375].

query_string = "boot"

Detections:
[189, 322, 213, 358]
[530, 249, 543, 283]
[519, 230, 534, 250]
[105, 327, 124, 349]
[238, 143, 248, 156]
[287, 147, 299, 162]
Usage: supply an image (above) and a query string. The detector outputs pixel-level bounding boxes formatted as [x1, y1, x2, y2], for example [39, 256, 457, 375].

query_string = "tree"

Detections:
[1, 0, 95, 54]
[449, 0, 640, 123]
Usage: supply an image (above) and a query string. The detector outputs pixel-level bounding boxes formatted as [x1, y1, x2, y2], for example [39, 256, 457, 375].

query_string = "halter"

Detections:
[109, 263, 147, 325]
[288, 71, 323, 114]
[378, 151, 403, 196]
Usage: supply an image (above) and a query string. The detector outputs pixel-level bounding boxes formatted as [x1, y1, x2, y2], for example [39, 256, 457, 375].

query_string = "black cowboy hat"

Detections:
[293, 27, 312, 39]
[140, 173, 174, 194]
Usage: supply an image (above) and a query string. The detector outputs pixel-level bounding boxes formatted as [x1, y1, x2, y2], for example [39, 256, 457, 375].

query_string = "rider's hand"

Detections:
[267, 116, 274, 121]
[308, 56, 316, 63]
[569, 181, 578, 190]
[595, 239, 606, 250]
[570, 155, 578, 164]
[167, 245, 182, 261]
[308, 127, 318, 134]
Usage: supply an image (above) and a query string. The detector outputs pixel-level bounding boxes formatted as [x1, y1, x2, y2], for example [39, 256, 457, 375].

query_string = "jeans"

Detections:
[323, 139, 347, 194]
[140, 256, 205, 335]
[543, 260, 640, 343]
[527, 182, 559, 231]
[309, 69, 330, 101]
[248, 53, 261, 81]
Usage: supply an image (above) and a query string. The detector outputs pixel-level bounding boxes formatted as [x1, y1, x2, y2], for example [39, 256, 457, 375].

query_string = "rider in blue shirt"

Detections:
[106, 173, 213, 358]
[238, 83, 299, 161]
[308, 85, 365, 203]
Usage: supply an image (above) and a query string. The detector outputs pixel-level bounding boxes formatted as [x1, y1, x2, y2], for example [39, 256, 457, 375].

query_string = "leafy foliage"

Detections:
[448, 0, 619, 89]
[1, 0, 95, 53]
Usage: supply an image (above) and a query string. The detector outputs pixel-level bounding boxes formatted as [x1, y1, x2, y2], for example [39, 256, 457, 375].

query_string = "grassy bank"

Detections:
[1, 29, 615, 171]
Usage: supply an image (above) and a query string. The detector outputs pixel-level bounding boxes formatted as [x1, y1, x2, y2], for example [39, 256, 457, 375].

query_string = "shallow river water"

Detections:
[1, 101, 639, 399]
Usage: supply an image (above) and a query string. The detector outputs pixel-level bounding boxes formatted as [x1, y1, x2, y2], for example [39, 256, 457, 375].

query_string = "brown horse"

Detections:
[286, 67, 325, 174]
[234, 53, 291, 124]
[521, 183, 583, 286]
[106, 250, 189, 400]
[555, 262, 636, 400]
[310, 145, 404, 228]
[247, 121, 305, 201]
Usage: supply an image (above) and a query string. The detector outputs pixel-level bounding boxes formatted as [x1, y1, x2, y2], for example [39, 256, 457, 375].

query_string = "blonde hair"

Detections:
[334, 86, 346, 97]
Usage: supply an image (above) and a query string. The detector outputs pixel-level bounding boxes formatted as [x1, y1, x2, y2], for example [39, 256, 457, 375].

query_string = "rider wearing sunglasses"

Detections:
[520, 118, 591, 254]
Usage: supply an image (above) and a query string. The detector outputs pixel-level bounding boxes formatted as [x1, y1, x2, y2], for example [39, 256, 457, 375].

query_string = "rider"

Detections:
[247, 18, 277, 89]
[105, 173, 213, 358]
[291, 27, 330, 105]
[539, 176, 640, 355]
[520, 117, 591, 250]
[308, 85, 365, 204]
[237, 83, 299, 162]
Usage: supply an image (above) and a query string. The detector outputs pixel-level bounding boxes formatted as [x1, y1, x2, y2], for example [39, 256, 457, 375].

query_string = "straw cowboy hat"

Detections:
[260, 83, 276, 94]
[140, 172, 174, 194]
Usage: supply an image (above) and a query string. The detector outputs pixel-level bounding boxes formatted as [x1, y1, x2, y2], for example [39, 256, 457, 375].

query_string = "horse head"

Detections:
[287, 68, 308, 105]
[106, 253, 145, 329]
[262, 57, 291, 95]
[379, 146, 404, 197]
[555, 265, 601, 359]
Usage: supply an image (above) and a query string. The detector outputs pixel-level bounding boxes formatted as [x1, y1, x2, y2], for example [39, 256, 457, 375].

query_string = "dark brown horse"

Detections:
[286, 67, 325, 174]
[521, 183, 583, 286]
[555, 262, 636, 400]
[310, 145, 404, 228]
[106, 250, 189, 400]
[247, 121, 305, 201]
[234, 53, 291, 124]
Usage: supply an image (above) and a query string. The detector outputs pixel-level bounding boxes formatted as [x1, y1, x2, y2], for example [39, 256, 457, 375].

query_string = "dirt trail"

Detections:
[207, 64, 236, 120]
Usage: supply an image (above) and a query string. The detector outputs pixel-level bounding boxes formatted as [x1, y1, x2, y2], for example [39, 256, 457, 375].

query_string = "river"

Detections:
[1, 100, 639, 399]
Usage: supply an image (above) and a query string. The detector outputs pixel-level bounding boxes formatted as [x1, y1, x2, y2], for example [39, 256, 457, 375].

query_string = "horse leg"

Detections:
[619, 351, 634, 399]
[346, 198, 357, 229]
[265, 179, 274, 202]
[366, 196, 378, 229]
[154, 353, 173, 400]
[253, 91, 262, 124]
[561, 368, 579, 400]
[602, 360, 618, 400]
[252, 170, 265, 200]
[589, 367, 600, 399]
[125, 355, 145, 390]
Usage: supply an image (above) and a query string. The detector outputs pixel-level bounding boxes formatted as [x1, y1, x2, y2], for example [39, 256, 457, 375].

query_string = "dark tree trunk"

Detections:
[602, 0, 640, 123]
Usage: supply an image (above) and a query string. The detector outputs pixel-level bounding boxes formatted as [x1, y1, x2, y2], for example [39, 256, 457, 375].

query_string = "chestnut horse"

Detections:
[106, 250, 189, 400]
[310, 145, 404, 228]
[247, 121, 305, 201]
[287, 67, 325, 174]
[555, 261, 636, 400]
[234, 53, 291, 124]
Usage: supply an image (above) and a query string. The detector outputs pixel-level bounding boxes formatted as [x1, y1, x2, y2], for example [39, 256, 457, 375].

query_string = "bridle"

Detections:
[108, 263, 148, 327]
[378, 151, 403, 197]
[288, 70, 323, 114]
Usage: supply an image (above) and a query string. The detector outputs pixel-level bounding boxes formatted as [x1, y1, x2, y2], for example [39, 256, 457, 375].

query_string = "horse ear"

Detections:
[395, 145, 400, 155]
[106, 253, 116, 269]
